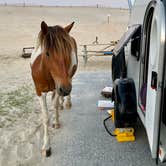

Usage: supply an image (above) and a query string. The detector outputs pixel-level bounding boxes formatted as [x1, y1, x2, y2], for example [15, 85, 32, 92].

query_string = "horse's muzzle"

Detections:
[58, 85, 72, 96]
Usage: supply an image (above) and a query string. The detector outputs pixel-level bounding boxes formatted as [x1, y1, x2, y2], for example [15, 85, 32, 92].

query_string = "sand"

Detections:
[0, 6, 129, 166]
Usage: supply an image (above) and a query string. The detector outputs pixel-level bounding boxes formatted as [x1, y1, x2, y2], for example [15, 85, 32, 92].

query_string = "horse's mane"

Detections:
[37, 25, 73, 60]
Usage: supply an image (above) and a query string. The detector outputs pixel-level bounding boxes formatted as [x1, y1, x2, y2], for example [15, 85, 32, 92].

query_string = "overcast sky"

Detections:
[0, 0, 129, 8]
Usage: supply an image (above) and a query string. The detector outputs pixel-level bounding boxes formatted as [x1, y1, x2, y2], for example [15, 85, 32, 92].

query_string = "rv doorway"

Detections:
[139, 0, 166, 159]
[138, 1, 155, 114]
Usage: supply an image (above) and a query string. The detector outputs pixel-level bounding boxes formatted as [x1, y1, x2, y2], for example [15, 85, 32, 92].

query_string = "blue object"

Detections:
[103, 51, 113, 55]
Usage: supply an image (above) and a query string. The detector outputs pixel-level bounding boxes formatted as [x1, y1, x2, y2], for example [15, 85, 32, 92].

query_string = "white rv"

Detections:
[114, 0, 166, 163]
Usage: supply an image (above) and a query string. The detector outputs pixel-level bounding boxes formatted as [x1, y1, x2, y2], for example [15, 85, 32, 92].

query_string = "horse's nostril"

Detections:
[58, 86, 71, 96]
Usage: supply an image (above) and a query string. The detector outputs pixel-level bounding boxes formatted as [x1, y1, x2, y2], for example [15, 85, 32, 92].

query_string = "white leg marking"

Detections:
[64, 95, 72, 110]
[52, 91, 61, 128]
[58, 96, 64, 110]
[38, 93, 50, 152]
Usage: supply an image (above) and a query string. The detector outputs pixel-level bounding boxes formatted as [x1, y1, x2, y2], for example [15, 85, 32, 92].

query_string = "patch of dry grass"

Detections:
[0, 84, 35, 128]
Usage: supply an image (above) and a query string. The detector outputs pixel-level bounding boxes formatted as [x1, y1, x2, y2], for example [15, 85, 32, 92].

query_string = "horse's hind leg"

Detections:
[64, 95, 72, 109]
[38, 93, 51, 157]
[52, 91, 61, 129]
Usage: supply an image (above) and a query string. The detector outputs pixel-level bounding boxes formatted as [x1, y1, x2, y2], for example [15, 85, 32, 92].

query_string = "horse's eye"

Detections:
[46, 52, 49, 57]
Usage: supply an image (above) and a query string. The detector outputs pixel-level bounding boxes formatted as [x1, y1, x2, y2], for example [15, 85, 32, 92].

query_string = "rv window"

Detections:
[131, 26, 141, 60]
[128, 0, 136, 14]
[128, 0, 136, 9]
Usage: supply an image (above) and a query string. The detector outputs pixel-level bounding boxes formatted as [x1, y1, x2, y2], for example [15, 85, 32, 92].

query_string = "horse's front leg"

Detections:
[64, 94, 72, 109]
[52, 91, 61, 129]
[58, 96, 64, 110]
[38, 93, 51, 157]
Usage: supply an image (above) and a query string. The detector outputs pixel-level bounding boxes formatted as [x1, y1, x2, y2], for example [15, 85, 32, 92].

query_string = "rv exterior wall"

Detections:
[129, 0, 150, 25]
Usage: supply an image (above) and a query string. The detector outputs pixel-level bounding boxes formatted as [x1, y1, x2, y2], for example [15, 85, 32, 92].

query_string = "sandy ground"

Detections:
[0, 6, 129, 166]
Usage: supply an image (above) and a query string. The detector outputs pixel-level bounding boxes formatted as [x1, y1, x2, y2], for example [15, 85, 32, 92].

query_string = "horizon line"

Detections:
[0, 3, 129, 9]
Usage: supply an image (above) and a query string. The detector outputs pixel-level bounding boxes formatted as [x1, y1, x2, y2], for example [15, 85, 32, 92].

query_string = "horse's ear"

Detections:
[41, 21, 48, 35]
[64, 22, 75, 33]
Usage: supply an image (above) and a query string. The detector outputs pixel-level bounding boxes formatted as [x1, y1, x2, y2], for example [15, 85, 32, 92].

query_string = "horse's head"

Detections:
[39, 21, 76, 96]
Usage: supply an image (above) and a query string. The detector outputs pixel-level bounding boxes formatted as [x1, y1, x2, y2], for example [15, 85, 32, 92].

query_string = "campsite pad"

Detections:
[0, 71, 162, 166]
[42, 71, 160, 166]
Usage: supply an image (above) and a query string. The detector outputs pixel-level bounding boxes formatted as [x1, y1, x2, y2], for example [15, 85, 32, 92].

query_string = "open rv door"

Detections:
[156, 0, 166, 163]
[126, 0, 166, 163]
[141, 0, 166, 161]
[157, 41, 166, 163]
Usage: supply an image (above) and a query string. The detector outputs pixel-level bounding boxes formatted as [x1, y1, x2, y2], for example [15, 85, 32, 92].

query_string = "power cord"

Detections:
[103, 115, 117, 137]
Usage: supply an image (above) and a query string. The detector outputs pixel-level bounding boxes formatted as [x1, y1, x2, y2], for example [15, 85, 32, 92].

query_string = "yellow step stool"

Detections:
[114, 128, 135, 142]
[107, 109, 135, 142]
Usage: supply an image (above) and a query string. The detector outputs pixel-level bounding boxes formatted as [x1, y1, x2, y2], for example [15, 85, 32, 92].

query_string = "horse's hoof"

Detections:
[52, 123, 60, 129]
[65, 102, 72, 110]
[42, 147, 52, 157]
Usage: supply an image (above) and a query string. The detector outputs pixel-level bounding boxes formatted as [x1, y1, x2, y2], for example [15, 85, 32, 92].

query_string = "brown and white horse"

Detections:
[31, 21, 78, 157]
